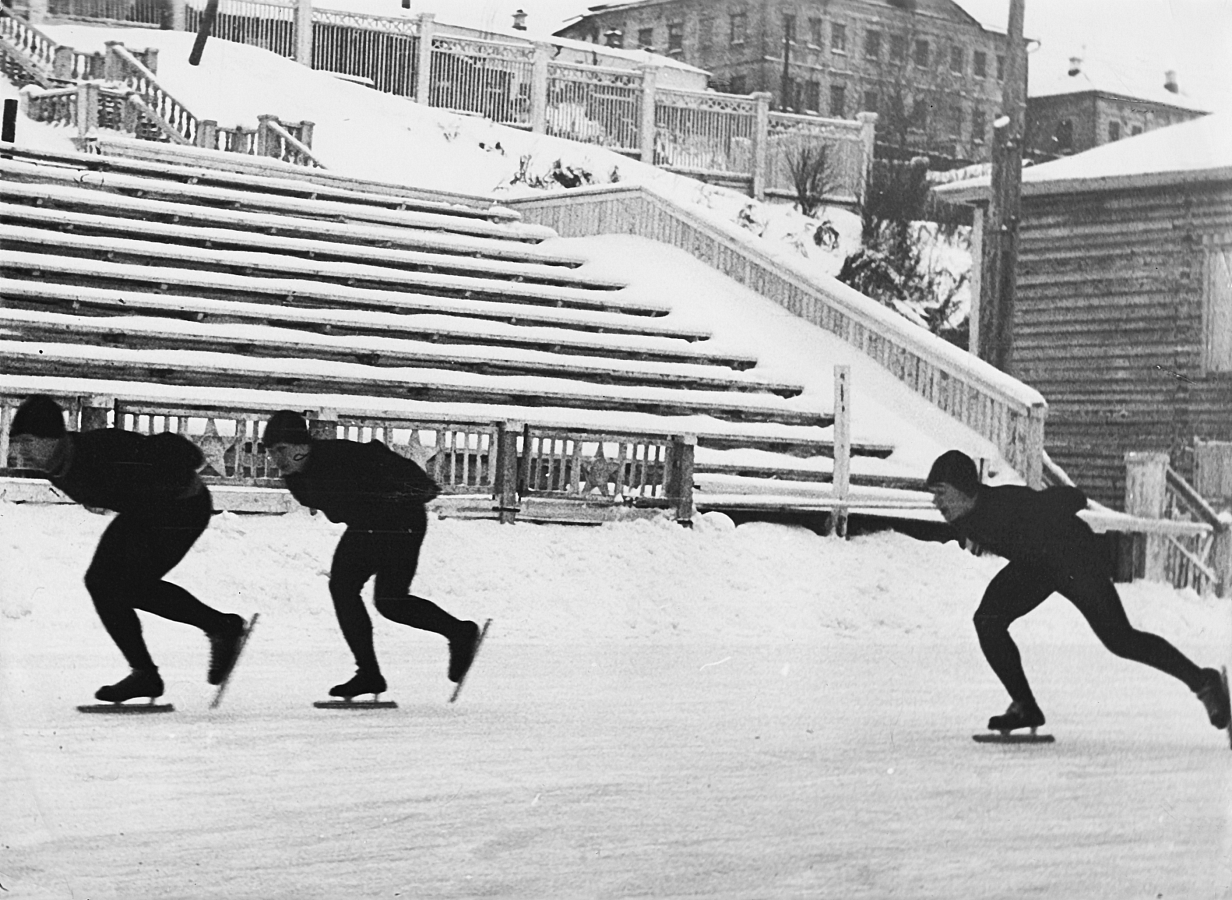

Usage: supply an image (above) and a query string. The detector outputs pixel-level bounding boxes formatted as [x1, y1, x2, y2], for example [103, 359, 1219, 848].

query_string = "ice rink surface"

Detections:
[2, 506, 1229, 899]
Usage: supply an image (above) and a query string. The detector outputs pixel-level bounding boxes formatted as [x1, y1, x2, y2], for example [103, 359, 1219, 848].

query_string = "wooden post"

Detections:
[832, 366, 851, 538]
[638, 65, 657, 164]
[53, 46, 76, 82]
[256, 114, 277, 157]
[0, 402, 13, 470]
[196, 118, 217, 149]
[26, 0, 47, 25]
[1124, 451, 1170, 584]
[104, 42, 125, 82]
[76, 82, 100, 139]
[529, 42, 549, 134]
[166, 0, 186, 31]
[80, 397, 112, 431]
[667, 434, 696, 527]
[294, 0, 313, 67]
[494, 422, 521, 524]
[414, 13, 435, 106]
[308, 410, 336, 440]
[750, 92, 771, 201]
[968, 205, 983, 358]
[977, 0, 1025, 374]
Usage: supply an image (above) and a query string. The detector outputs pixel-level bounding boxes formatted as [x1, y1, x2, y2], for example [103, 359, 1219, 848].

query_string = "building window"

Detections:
[808, 17, 822, 46]
[996, 54, 1005, 80]
[730, 11, 747, 46]
[782, 13, 795, 44]
[950, 45, 963, 74]
[830, 84, 846, 117]
[889, 34, 906, 64]
[1131, 124, 1143, 135]
[637, 27, 654, 50]
[831, 23, 847, 53]
[948, 103, 963, 136]
[729, 74, 747, 94]
[804, 81, 821, 112]
[699, 16, 713, 50]
[914, 39, 929, 67]
[667, 21, 683, 53]
[910, 99, 928, 130]
[1204, 245, 1232, 372]
[865, 30, 881, 60]
[1055, 118, 1073, 151]
[863, 89, 878, 113]
[603, 29, 624, 48]
[972, 107, 986, 143]
[1108, 121, 1121, 141]
[973, 50, 987, 77]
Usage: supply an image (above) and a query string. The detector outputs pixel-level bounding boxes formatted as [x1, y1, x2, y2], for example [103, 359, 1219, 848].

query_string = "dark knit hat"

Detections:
[262, 410, 312, 447]
[10, 395, 67, 439]
[925, 450, 981, 495]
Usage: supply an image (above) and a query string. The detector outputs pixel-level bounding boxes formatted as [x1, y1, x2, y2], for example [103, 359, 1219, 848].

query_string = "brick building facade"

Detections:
[556, 0, 1020, 163]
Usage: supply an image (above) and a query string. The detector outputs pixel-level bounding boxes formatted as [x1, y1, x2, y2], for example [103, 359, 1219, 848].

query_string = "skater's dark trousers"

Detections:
[329, 525, 464, 674]
[974, 561, 1205, 705]
[85, 488, 225, 671]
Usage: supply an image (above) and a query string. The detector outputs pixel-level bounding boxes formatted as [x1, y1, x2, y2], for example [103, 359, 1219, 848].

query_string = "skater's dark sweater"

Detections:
[951, 485, 1097, 570]
[283, 440, 439, 530]
[46, 429, 205, 516]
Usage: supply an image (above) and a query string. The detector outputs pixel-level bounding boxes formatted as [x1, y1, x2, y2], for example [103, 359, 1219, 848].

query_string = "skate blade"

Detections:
[77, 702, 175, 714]
[313, 698, 398, 710]
[973, 731, 1055, 744]
[449, 617, 492, 704]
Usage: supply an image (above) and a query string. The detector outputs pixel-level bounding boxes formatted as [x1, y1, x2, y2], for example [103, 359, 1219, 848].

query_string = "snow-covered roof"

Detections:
[935, 111, 1232, 202]
[1030, 56, 1210, 113]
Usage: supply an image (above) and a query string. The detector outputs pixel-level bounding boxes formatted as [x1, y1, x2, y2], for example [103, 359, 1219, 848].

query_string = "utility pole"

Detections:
[978, 0, 1026, 373]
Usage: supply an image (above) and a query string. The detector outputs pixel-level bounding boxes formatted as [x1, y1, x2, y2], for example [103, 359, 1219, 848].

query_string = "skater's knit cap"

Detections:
[925, 450, 981, 495]
[10, 395, 67, 439]
[263, 410, 312, 447]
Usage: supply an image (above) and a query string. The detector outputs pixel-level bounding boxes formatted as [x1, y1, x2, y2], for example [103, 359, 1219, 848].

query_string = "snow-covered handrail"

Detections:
[505, 184, 1048, 486]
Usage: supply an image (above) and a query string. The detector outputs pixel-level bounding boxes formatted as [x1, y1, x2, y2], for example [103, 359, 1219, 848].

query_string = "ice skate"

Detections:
[974, 700, 1054, 744]
[315, 670, 396, 709]
[448, 620, 482, 683]
[1195, 667, 1231, 731]
[80, 669, 173, 713]
[207, 614, 247, 686]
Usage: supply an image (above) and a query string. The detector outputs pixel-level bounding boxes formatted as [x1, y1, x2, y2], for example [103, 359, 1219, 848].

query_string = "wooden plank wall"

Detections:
[1014, 181, 1232, 508]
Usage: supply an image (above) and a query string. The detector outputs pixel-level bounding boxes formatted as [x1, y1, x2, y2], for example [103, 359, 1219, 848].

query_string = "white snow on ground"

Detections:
[1, 503, 1229, 898]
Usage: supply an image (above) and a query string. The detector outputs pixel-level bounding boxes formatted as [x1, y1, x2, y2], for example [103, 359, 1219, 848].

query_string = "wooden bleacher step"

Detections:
[2, 202, 625, 292]
[0, 279, 755, 368]
[0, 179, 589, 267]
[0, 341, 828, 426]
[0, 309, 804, 398]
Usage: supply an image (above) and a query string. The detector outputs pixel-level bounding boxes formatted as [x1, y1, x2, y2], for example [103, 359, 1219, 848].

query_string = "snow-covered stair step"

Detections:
[692, 448, 925, 487]
[0, 341, 829, 426]
[0, 280, 752, 367]
[0, 179, 587, 267]
[4, 204, 626, 292]
[1, 224, 630, 311]
[0, 158, 556, 243]
[0, 374, 845, 457]
[14, 143, 517, 222]
[0, 309, 803, 397]
[2, 251, 676, 327]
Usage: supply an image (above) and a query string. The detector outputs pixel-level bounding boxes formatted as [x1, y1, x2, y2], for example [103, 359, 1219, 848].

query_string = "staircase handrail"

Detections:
[0, 9, 57, 86]
[256, 114, 325, 169]
[104, 41, 200, 144]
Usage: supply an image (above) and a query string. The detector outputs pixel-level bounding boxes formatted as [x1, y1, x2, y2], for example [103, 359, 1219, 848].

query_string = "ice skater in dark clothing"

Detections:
[262, 410, 482, 699]
[926, 449, 1230, 734]
[8, 395, 247, 703]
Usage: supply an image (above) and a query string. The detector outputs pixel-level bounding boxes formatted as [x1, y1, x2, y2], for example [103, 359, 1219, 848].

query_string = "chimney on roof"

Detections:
[512, 8, 527, 31]
[1067, 56, 1082, 77]
[1164, 70, 1179, 93]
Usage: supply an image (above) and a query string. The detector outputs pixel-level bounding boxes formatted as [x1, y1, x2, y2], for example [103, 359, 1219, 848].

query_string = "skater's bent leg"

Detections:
[329, 530, 381, 674]
[974, 564, 1054, 707]
[370, 531, 467, 639]
[85, 520, 157, 672]
[1063, 575, 1205, 689]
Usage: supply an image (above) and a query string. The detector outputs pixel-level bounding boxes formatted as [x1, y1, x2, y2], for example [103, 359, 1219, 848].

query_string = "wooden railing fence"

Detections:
[0, 394, 698, 525]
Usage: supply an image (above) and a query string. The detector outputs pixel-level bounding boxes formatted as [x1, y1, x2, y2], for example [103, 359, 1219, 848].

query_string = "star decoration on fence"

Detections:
[196, 418, 235, 478]
[581, 449, 619, 497]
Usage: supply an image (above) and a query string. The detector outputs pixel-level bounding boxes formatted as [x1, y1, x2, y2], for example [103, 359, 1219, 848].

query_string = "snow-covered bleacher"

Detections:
[0, 144, 914, 522]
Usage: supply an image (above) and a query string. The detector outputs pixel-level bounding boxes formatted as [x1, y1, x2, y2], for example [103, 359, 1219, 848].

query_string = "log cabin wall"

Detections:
[1012, 179, 1232, 508]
